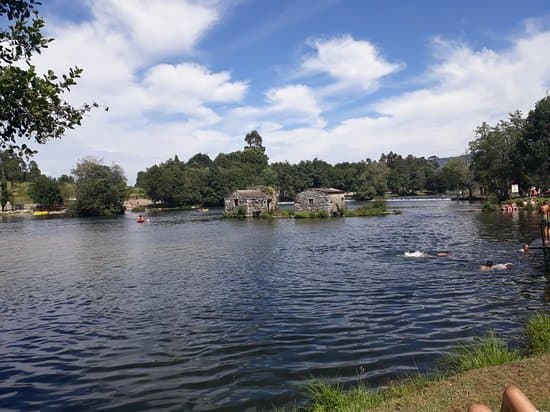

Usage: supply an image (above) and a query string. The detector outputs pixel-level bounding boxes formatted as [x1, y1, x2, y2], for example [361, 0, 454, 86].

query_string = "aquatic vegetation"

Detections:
[344, 200, 387, 217]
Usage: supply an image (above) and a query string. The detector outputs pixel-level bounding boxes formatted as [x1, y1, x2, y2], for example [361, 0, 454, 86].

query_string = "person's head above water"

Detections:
[485, 260, 493, 267]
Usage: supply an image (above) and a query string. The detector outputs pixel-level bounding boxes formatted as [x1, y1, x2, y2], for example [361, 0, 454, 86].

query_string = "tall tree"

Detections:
[469, 112, 525, 200]
[72, 158, 127, 216]
[244, 130, 265, 153]
[0, 0, 98, 159]
[517, 95, 550, 188]
[28, 174, 63, 209]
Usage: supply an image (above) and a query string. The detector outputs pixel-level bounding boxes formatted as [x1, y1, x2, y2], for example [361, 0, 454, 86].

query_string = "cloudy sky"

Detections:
[32, 0, 550, 183]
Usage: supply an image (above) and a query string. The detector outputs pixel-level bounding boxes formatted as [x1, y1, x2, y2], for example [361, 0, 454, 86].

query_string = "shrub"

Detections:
[131, 206, 146, 213]
[482, 201, 496, 212]
[525, 312, 550, 355]
[345, 200, 387, 217]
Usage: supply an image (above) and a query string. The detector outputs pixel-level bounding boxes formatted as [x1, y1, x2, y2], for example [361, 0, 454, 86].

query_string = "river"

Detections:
[0, 199, 548, 411]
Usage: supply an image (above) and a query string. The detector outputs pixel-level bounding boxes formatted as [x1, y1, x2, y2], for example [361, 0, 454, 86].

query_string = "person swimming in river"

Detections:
[136, 215, 145, 223]
[404, 250, 450, 258]
[519, 244, 529, 253]
[480, 261, 512, 271]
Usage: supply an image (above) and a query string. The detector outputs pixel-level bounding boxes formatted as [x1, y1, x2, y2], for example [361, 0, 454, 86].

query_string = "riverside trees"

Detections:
[72, 158, 127, 216]
[469, 97, 550, 200]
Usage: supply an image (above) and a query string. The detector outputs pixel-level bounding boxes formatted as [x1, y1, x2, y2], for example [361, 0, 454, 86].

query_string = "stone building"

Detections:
[294, 188, 345, 216]
[224, 187, 278, 217]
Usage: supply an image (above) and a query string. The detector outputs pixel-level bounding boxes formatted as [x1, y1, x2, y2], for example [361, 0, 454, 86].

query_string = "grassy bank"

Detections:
[301, 313, 550, 412]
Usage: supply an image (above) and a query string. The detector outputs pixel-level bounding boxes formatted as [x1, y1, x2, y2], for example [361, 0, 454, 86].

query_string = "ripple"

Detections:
[0, 202, 547, 410]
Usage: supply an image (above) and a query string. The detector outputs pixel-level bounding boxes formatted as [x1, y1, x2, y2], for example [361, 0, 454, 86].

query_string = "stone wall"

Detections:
[294, 189, 345, 216]
[224, 188, 278, 217]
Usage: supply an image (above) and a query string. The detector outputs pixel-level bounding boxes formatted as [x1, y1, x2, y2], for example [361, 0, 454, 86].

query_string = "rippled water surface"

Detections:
[1, 200, 548, 411]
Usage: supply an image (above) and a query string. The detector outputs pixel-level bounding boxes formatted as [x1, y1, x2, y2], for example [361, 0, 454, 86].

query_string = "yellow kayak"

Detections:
[33, 211, 49, 216]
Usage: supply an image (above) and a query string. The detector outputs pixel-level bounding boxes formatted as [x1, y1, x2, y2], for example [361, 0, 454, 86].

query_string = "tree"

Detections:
[517, 96, 550, 188]
[0, 0, 98, 159]
[28, 174, 62, 209]
[72, 158, 127, 216]
[440, 158, 472, 195]
[187, 153, 213, 168]
[25, 160, 41, 181]
[244, 130, 265, 153]
[469, 112, 524, 200]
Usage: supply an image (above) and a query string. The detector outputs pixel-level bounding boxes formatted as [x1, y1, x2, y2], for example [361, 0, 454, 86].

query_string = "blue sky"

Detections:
[33, 0, 550, 183]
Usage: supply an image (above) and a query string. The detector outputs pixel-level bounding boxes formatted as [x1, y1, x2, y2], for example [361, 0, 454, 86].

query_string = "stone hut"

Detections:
[294, 188, 345, 216]
[224, 187, 278, 217]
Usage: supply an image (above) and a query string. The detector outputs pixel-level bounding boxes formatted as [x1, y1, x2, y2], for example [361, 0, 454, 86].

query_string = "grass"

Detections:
[303, 374, 440, 412]
[344, 200, 387, 217]
[294, 210, 329, 218]
[442, 332, 520, 373]
[525, 312, 550, 356]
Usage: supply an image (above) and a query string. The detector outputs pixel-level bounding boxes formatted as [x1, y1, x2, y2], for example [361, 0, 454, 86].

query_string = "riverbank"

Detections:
[370, 354, 550, 411]
[304, 313, 550, 411]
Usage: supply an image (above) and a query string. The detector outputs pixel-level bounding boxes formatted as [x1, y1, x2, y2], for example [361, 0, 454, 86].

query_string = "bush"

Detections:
[482, 201, 496, 212]
[525, 312, 550, 355]
[131, 206, 146, 213]
[294, 210, 329, 218]
[345, 200, 387, 217]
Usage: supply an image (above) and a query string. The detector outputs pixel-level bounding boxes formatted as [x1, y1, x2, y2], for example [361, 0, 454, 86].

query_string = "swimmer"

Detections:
[519, 244, 529, 253]
[480, 261, 512, 271]
[436, 251, 451, 257]
[404, 250, 431, 258]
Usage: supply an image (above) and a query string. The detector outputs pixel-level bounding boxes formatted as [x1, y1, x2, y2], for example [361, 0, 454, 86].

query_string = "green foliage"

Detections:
[469, 112, 525, 200]
[525, 312, 550, 356]
[304, 373, 439, 412]
[439, 158, 473, 194]
[294, 210, 329, 218]
[260, 210, 274, 219]
[442, 332, 520, 373]
[305, 380, 382, 412]
[0, 0, 97, 159]
[244, 130, 265, 152]
[72, 158, 127, 216]
[518, 96, 550, 188]
[0, 178, 9, 210]
[482, 201, 496, 212]
[28, 174, 63, 209]
[131, 206, 145, 213]
[345, 200, 387, 217]
[380, 152, 438, 195]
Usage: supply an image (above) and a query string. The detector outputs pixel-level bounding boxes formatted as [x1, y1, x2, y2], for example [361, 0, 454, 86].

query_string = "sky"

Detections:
[30, 0, 550, 183]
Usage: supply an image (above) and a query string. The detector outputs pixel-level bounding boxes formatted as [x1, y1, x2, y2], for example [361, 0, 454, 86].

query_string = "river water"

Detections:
[0, 200, 548, 411]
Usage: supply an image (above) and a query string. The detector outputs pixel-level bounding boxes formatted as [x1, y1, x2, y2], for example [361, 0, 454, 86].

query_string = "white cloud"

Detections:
[302, 35, 403, 92]
[265, 85, 325, 127]
[92, 0, 219, 63]
[29, 6, 550, 185]
[260, 28, 550, 164]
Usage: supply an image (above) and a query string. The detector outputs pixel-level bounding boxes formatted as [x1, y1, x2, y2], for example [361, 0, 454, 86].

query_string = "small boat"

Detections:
[33, 211, 49, 216]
